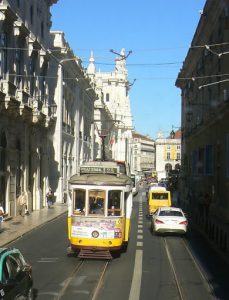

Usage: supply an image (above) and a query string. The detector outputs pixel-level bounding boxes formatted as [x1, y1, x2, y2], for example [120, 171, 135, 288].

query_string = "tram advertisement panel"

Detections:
[71, 217, 122, 239]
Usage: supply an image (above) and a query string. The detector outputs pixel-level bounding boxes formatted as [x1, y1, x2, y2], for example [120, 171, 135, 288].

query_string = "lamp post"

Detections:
[170, 125, 180, 139]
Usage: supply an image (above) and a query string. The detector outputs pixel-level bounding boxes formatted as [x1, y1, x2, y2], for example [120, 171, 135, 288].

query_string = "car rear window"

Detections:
[159, 211, 183, 217]
[152, 193, 168, 200]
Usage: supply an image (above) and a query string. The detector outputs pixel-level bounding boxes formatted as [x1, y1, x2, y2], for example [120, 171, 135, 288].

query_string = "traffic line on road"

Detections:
[37, 257, 59, 263]
[129, 249, 143, 300]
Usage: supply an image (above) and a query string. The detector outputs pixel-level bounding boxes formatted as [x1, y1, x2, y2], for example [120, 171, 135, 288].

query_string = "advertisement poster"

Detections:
[71, 217, 122, 239]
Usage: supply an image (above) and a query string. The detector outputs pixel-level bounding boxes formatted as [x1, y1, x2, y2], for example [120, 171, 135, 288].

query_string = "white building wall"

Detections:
[87, 50, 133, 164]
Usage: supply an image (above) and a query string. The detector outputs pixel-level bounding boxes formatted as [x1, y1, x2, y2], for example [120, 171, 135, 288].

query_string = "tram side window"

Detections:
[108, 190, 121, 216]
[89, 190, 105, 215]
[74, 189, 86, 215]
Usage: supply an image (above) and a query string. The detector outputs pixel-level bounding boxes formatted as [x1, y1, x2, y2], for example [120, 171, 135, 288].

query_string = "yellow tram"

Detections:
[67, 161, 133, 259]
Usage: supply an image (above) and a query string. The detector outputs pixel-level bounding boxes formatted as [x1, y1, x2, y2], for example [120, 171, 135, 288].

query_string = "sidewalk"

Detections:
[0, 203, 67, 247]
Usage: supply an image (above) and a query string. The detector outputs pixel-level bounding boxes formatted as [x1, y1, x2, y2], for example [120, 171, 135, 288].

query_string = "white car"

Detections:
[151, 207, 188, 235]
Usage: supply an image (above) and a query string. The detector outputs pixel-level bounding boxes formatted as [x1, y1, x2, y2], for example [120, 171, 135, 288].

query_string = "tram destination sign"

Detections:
[80, 166, 118, 175]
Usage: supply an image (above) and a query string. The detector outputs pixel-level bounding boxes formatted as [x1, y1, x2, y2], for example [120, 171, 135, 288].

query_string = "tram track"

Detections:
[164, 238, 185, 300]
[163, 237, 217, 300]
[54, 259, 110, 300]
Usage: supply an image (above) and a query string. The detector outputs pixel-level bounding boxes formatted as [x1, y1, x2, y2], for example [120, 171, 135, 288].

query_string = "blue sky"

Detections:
[50, 0, 206, 139]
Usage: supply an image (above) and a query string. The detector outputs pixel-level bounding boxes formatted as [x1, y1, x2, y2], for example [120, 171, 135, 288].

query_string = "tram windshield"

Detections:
[72, 188, 123, 217]
[88, 190, 105, 215]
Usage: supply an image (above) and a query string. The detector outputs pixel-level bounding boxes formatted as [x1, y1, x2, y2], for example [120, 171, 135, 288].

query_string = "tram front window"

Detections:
[108, 190, 121, 216]
[89, 190, 105, 215]
[74, 189, 86, 215]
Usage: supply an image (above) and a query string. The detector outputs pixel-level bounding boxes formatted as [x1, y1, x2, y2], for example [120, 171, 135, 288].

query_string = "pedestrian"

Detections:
[18, 192, 26, 217]
[46, 188, 53, 208]
[0, 204, 4, 231]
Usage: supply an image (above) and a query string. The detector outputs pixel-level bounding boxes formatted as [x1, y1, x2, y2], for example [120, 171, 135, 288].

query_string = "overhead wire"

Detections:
[0, 40, 229, 62]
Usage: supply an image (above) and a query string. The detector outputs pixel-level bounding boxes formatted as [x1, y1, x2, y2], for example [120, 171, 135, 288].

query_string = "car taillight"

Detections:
[155, 219, 164, 224]
[179, 220, 188, 225]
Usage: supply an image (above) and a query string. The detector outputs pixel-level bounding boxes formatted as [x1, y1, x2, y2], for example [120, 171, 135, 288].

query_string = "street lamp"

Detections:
[170, 125, 180, 139]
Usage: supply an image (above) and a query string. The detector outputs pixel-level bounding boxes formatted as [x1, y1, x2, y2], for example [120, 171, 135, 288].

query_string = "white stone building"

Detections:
[131, 132, 155, 174]
[0, 0, 58, 216]
[48, 32, 96, 203]
[87, 49, 133, 165]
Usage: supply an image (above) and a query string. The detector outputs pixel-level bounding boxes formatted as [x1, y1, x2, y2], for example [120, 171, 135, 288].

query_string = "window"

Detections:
[106, 93, 109, 102]
[88, 190, 105, 215]
[159, 210, 183, 217]
[166, 152, 171, 160]
[227, 135, 229, 177]
[205, 144, 213, 175]
[74, 189, 86, 214]
[176, 153, 181, 160]
[0, 32, 7, 79]
[108, 190, 121, 216]
[152, 193, 168, 200]
[41, 22, 44, 39]
[192, 150, 198, 175]
[30, 5, 34, 24]
[198, 148, 205, 174]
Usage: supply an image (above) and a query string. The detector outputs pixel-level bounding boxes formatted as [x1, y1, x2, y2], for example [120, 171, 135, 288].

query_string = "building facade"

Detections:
[131, 132, 155, 175]
[176, 0, 229, 220]
[87, 50, 133, 165]
[0, 0, 58, 216]
[48, 31, 95, 203]
[155, 130, 181, 180]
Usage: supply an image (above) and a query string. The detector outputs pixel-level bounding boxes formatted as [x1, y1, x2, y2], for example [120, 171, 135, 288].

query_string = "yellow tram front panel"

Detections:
[69, 216, 125, 249]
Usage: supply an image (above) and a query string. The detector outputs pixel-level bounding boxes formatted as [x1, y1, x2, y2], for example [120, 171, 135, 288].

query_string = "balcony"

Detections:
[1, 80, 17, 100]
[16, 89, 30, 105]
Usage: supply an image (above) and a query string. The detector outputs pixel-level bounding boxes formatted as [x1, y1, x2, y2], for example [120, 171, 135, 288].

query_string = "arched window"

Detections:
[165, 163, 172, 173]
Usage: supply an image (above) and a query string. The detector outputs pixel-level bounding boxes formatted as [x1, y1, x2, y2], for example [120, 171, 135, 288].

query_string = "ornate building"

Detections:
[48, 31, 95, 202]
[87, 49, 133, 165]
[0, 0, 58, 216]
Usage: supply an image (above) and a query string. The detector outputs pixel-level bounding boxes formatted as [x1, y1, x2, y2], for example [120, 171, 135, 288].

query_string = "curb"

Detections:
[1, 210, 67, 247]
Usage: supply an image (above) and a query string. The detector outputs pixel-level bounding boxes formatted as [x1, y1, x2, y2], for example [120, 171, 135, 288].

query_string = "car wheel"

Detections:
[27, 287, 34, 300]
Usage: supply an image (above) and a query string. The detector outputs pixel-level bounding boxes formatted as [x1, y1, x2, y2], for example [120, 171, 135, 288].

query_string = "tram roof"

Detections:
[69, 173, 132, 186]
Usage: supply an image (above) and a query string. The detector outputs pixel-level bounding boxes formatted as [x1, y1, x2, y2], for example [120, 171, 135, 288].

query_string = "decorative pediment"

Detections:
[0, 5, 17, 22]
[28, 37, 41, 56]
[14, 21, 29, 37]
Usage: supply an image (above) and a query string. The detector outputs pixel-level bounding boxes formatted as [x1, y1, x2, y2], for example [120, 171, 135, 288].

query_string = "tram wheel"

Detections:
[67, 246, 79, 257]
[111, 250, 121, 258]
[122, 242, 128, 253]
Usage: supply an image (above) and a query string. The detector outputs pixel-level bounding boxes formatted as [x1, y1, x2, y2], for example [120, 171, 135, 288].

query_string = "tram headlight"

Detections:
[92, 230, 99, 238]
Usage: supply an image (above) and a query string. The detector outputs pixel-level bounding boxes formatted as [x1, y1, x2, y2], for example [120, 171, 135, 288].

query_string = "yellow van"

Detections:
[148, 187, 171, 215]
